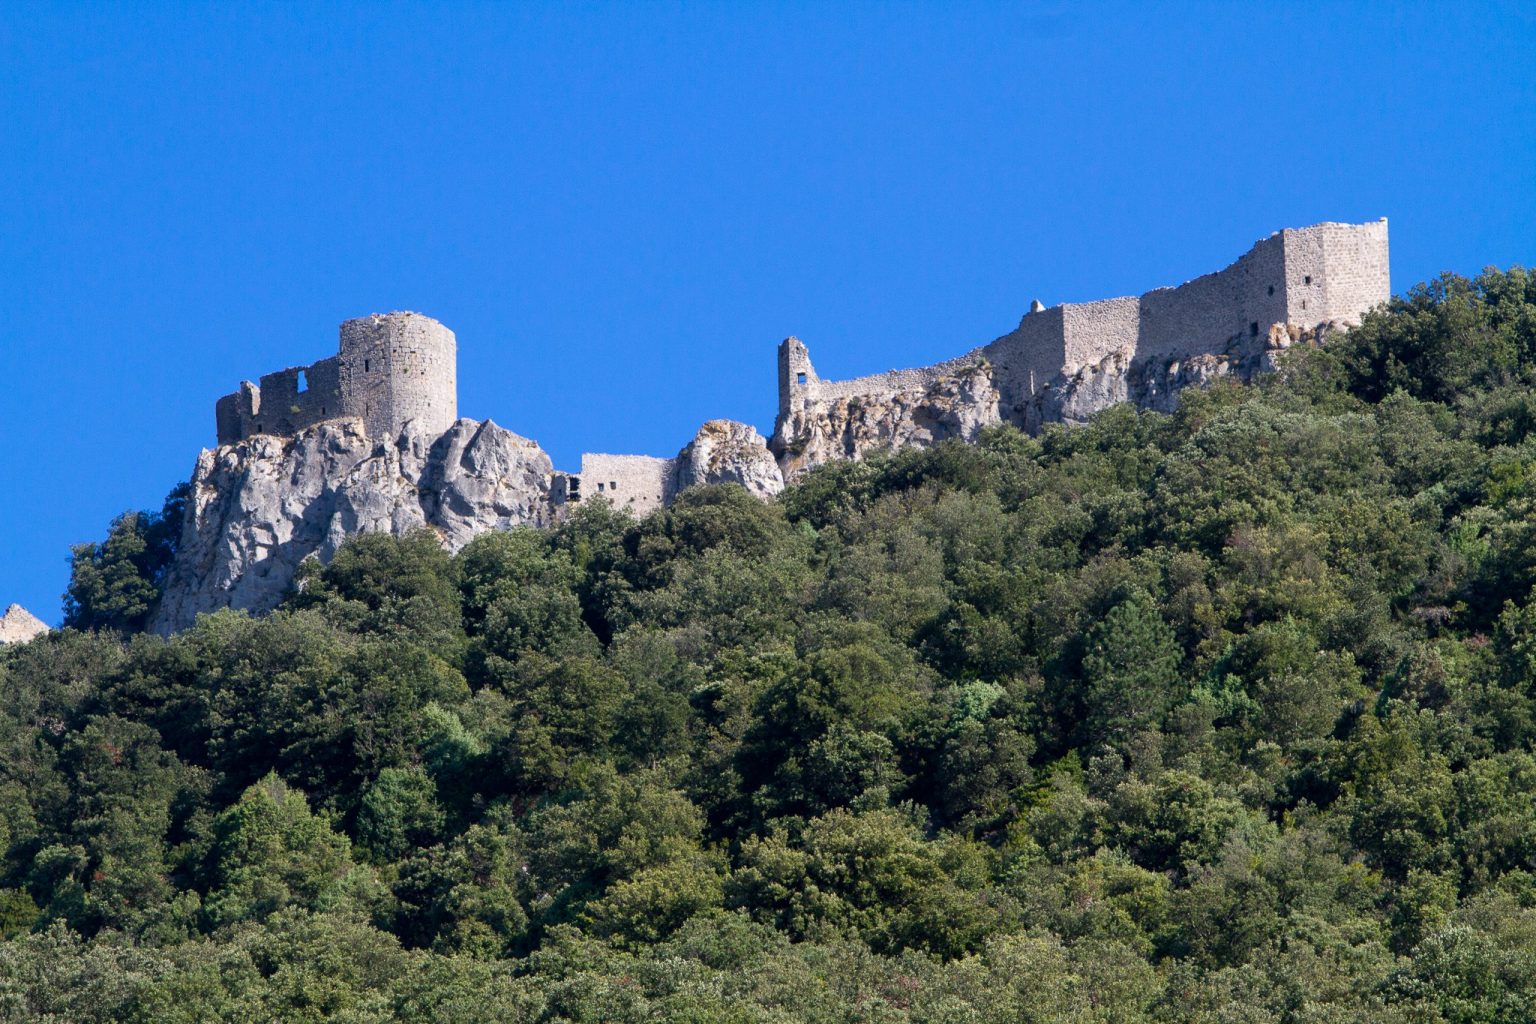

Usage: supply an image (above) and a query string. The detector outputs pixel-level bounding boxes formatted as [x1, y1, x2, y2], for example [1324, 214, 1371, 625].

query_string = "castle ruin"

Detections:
[215, 311, 457, 445]
[209, 219, 1390, 510]
[777, 219, 1390, 435]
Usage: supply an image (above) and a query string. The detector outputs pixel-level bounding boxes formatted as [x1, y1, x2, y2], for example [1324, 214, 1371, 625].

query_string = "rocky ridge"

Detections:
[151, 323, 1326, 634]
[152, 417, 556, 633]
[153, 415, 785, 633]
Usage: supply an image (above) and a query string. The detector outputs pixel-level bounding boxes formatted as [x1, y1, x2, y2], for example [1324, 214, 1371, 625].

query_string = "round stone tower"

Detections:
[338, 312, 457, 440]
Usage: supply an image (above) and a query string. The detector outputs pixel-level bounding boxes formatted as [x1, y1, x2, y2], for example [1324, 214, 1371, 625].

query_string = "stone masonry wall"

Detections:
[339, 312, 457, 441]
[1282, 220, 1391, 328]
[578, 453, 676, 516]
[216, 312, 457, 445]
[780, 220, 1389, 442]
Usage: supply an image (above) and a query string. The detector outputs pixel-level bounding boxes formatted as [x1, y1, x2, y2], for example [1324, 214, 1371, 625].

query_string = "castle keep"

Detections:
[777, 219, 1390, 433]
[216, 311, 457, 444]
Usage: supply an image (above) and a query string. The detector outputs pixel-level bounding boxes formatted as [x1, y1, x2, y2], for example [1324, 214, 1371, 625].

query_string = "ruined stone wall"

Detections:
[577, 453, 675, 516]
[215, 311, 457, 445]
[783, 220, 1387, 442]
[215, 356, 345, 444]
[780, 336, 986, 423]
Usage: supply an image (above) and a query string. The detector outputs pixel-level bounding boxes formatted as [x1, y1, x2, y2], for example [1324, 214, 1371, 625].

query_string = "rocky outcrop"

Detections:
[674, 420, 784, 499]
[151, 417, 555, 634]
[772, 360, 1004, 481]
[1027, 322, 1326, 428]
[0, 605, 48, 645]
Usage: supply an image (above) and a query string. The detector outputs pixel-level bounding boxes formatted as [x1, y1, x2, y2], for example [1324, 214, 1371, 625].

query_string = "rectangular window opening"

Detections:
[611, 481, 618, 490]
[597, 482, 605, 492]
[364, 359, 370, 372]
[797, 372, 807, 385]
[1304, 275, 1313, 285]
[296, 370, 308, 393]
[1250, 322, 1259, 337]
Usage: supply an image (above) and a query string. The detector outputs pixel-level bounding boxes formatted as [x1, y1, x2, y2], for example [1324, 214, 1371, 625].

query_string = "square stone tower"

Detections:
[1280, 219, 1391, 329]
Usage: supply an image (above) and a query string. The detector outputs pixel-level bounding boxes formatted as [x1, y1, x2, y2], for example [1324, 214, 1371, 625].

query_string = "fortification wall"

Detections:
[1281, 220, 1390, 328]
[979, 305, 1067, 414]
[215, 311, 457, 445]
[784, 220, 1388, 439]
[809, 352, 984, 402]
[215, 356, 345, 443]
[578, 453, 675, 516]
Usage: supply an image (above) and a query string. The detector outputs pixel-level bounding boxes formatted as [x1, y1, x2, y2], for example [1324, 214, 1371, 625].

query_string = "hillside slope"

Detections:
[7, 267, 1536, 1022]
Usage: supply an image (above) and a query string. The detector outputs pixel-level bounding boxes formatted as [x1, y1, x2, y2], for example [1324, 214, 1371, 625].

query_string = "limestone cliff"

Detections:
[152, 417, 555, 634]
[674, 420, 784, 499]
[0, 605, 49, 645]
[771, 360, 1004, 480]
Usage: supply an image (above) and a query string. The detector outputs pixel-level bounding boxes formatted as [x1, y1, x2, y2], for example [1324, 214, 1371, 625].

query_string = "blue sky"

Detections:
[3, 2, 1534, 623]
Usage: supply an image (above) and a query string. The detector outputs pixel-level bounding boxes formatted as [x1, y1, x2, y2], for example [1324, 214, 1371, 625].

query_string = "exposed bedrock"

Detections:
[1026, 320, 1324, 428]
[771, 360, 1005, 481]
[151, 417, 555, 634]
[674, 419, 785, 499]
[0, 605, 49, 645]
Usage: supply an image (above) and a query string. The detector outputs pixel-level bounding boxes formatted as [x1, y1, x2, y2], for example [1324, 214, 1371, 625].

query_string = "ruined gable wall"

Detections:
[980, 305, 1068, 415]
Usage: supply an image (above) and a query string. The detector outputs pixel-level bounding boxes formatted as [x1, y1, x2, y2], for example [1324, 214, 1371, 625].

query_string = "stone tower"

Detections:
[215, 311, 458, 445]
[777, 336, 817, 422]
[338, 312, 457, 440]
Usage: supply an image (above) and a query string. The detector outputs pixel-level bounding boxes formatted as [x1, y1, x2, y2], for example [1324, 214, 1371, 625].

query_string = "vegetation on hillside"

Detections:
[2, 268, 1536, 1021]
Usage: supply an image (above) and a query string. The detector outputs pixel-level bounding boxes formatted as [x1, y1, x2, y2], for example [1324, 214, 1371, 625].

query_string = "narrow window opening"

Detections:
[1250, 322, 1259, 337]
[256, 423, 263, 433]
[364, 359, 371, 372]
[611, 481, 618, 490]
[597, 482, 605, 493]
[1302, 300, 1308, 310]
[1267, 285, 1275, 296]
[296, 370, 308, 393]
[797, 372, 808, 385]
[1304, 275, 1312, 285]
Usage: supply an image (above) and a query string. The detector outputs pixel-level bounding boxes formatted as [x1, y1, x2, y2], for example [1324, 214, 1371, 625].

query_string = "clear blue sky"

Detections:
[3, 2, 1534, 623]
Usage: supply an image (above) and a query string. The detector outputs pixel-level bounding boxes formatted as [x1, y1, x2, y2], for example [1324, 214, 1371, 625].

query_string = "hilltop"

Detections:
[7, 264, 1536, 1020]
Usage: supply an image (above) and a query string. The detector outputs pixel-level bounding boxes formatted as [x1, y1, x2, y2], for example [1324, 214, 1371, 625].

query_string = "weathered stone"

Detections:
[674, 420, 784, 499]
[152, 220, 1390, 635]
[773, 360, 1003, 480]
[0, 605, 48, 645]
[151, 417, 554, 634]
[776, 220, 1389, 451]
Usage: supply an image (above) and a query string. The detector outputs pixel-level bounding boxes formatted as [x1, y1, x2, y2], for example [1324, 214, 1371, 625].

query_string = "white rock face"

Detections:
[0, 605, 49, 645]
[151, 417, 555, 634]
[674, 420, 784, 500]
[772, 361, 1004, 481]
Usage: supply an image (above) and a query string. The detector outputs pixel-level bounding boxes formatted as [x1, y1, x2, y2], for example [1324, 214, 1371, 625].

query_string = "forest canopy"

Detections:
[3, 267, 1536, 1022]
